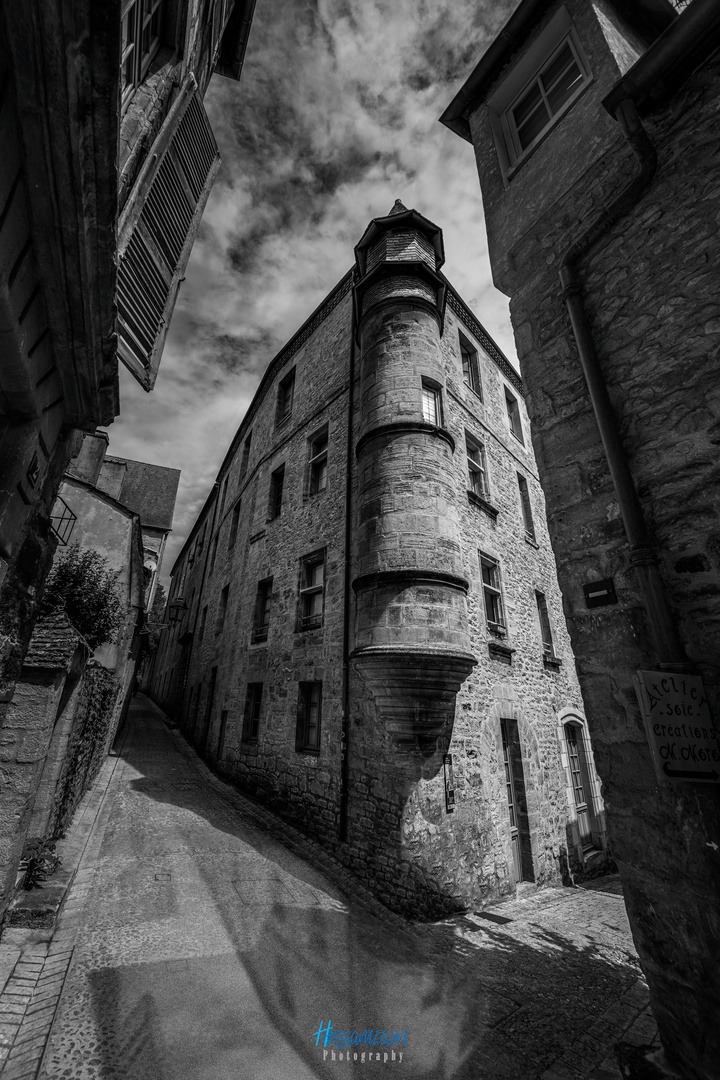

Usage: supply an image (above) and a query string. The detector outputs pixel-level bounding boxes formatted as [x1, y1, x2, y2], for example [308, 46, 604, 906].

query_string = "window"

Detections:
[121, 0, 163, 106]
[505, 388, 524, 444]
[564, 722, 597, 848]
[517, 474, 536, 540]
[228, 502, 241, 548]
[480, 554, 505, 631]
[421, 380, 442, 425]
[276, 369, 295, 427]
[299, 552, 325, 631]
[252, 578, 273, 644]
[308, 428, 328, 494]
[536, 591, 554, 655]
[219, 476, 228, 517]
[460, 335, 482, 398]
[242, 683, 263, 743]
[199, 605, 207, 642]
[508, 38, 586, 159]
[209, 534, 219, 574]
[267, 465, 285, 520]
[466, 435, 488, 498]
[296, 682, 322, 753]
[240, 433, 252, 477]
[216, 585, 229, 635]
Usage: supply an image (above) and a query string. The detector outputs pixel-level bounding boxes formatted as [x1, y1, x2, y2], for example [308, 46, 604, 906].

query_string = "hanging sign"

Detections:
[443, 754, 455, 812]
[635, 671, 720, 783]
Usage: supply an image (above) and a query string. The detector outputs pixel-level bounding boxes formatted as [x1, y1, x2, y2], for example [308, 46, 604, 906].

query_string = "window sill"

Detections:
[250, 632, 268, 646]
[240, 740, 259, 756]
[296, 621, 324, 635]
[543, 653, 562, 670]
[295, 747, 320, 757]
[488, 640, 515, 664]
[464, 384, 484, 404]
[249, 529, 266, 544]
[524, 533, 539, 548]
[468, 490, 499, 521]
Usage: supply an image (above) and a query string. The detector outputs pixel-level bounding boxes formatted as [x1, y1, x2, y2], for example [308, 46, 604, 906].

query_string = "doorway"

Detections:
[500, 718, 534, 883]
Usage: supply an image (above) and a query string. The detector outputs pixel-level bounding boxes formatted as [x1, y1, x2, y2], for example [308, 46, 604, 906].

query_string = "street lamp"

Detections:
[167, 597, 188, 626]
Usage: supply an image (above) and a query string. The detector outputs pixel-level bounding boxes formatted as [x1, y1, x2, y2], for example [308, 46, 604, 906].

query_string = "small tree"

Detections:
[41, 544, 123, 650]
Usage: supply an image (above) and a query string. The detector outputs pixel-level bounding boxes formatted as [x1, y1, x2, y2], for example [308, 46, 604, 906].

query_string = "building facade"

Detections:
[0, 0, 253, 920]
[151, 204, 608, 918]
[440, 1, 720, 1076]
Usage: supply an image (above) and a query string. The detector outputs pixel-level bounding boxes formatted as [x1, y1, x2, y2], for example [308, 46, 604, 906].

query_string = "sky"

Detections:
[109, 0, 520, 585]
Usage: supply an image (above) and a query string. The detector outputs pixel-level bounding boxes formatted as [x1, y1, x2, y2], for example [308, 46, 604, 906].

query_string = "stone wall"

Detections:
[465, 5, 720, 1074]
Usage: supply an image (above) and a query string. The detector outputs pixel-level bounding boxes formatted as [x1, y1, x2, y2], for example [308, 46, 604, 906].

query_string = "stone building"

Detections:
[440, 0, 720, 1075]
[0, 433, 179, 921]
[150, 204, 608, 918]
[0, 0, 253, 921]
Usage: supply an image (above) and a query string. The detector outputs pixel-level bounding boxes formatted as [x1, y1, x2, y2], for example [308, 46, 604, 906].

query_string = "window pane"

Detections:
[516, 101, 551, 151]
[422, 386, 438, 424]
[545, 59, 583, 115]
[513, 81, 544, 128]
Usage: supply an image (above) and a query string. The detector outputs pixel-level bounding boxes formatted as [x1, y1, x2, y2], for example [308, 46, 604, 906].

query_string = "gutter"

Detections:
[339, 277, 357, 841]
[557, 0, 720, 668]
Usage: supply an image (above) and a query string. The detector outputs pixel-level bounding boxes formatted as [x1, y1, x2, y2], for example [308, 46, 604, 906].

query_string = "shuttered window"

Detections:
[118, 84, 220, 389]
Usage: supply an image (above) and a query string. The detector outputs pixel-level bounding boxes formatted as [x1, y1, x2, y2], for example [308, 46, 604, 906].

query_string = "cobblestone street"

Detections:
[0, 697, 660, 1080]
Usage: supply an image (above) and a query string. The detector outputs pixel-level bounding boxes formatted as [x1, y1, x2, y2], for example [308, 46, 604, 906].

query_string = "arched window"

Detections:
[564, 721, 598, 848]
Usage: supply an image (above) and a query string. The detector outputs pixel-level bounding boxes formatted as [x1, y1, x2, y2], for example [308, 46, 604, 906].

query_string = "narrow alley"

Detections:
[0, 697, 658, 1080]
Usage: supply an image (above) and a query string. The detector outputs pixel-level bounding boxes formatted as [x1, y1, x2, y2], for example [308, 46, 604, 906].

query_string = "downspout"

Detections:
[559, 97, 687, 669]
[339, 278, 357, 841]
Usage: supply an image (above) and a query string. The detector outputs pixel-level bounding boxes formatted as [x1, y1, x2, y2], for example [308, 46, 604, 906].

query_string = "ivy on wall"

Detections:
[40, 544, 123, 650]
[49, 662, 119, 839]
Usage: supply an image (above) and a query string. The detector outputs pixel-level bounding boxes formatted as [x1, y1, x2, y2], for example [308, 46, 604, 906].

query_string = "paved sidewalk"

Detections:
[0, 696, 669, 1079]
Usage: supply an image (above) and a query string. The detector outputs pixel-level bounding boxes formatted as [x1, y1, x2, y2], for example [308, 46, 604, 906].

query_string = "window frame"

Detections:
[479, 553, 506, 634]
[251, 577, 273, 644]
[298, 550, 326, 632]
[308, 426, 329, 496]
[228, 501, 241, 548]
[296, 681, 322, 754]
[240, 433, 252, 478]
[421, 379, 443, 426]
[504, 35, 589, 164]
[216, 584, 229, 635]
[121, 0, 164, 110]
[276, 368, 296, 429]
[536, 590, 555, 656]
[517, 473, 536, 541]
[267, 464, 285, 521]
[505, 387, 525, 445]
[242, 683, 263, 744]
[459, 334, 482, 399]
[466, 433, 489, 499]
[486, 9, 593, 178]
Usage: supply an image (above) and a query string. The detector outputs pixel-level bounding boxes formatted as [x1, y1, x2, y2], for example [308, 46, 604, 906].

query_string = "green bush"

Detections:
[41, 544, 122, 649]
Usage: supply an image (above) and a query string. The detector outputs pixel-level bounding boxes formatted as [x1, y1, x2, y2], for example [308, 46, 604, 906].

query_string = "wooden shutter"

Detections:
[117, 78, 221, 390]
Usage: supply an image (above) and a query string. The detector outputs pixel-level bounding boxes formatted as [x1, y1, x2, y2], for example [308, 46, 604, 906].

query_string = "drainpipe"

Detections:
[559, 97, 687, 669]
[339, 279, 357, 841]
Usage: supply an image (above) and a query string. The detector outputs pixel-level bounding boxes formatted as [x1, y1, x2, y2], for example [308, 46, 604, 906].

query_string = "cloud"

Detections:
[108, 0, 519, 587]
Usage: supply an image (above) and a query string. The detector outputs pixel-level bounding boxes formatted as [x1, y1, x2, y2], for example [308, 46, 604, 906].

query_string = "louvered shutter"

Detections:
[117, 80, 221, 390]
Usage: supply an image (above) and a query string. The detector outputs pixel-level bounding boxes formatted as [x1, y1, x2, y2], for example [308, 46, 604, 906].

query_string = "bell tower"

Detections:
[351, 202, 476, 751]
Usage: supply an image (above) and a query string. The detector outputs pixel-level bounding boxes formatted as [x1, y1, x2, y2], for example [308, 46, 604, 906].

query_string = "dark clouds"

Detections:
[108, 0, 519, 584]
